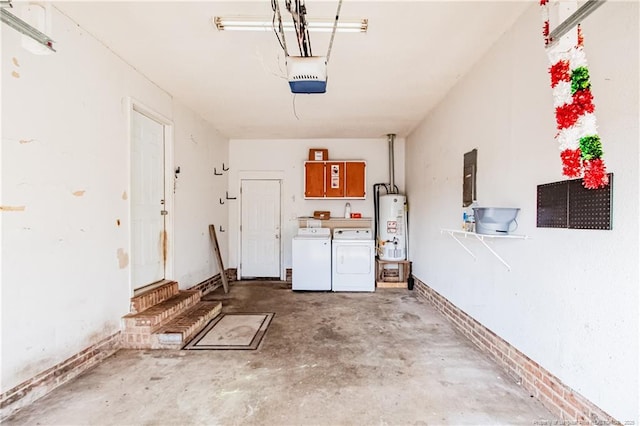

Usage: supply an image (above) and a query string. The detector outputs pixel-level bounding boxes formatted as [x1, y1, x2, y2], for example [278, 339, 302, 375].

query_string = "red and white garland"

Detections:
[540, 0, 608, 189]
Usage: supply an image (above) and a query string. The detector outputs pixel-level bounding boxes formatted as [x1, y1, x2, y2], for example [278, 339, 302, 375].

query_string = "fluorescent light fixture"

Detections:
[213, 16, 368, 33]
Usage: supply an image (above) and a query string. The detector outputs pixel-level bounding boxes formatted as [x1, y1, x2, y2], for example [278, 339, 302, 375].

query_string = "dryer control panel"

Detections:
[333, 228, 372, 240]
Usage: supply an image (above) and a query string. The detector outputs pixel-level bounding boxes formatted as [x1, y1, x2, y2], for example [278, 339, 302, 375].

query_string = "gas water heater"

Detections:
[378, 194, 407, 261]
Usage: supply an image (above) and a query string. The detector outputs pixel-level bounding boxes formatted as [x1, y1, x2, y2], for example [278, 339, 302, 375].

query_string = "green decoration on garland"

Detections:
[579, 135, 603, 160]
[571, 67, 591, 94]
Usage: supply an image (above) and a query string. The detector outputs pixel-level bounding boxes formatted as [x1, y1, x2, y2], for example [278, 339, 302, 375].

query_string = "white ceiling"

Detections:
[54, 1, 532, 139]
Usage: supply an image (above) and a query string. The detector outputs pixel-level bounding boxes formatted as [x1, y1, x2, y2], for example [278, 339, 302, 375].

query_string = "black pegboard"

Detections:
[536, 173, 613, 230]
[537, 180, 568, 228]
[568, 174, 613, 230]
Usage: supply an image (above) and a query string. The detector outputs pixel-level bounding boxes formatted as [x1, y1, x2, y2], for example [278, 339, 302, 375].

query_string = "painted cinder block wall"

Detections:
[405, 2, 638, 422]
[0, 5, 228, 403]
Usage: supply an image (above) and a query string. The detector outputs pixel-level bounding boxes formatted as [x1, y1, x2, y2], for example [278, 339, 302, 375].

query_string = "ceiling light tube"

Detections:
[1, 7, 55, 51]
[213, 16, 367, 33]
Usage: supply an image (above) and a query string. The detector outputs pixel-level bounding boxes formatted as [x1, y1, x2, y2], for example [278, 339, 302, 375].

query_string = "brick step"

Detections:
[123, 290, 200, 330]
[130, 280, 180, 314]
[152, 301, 223, 349]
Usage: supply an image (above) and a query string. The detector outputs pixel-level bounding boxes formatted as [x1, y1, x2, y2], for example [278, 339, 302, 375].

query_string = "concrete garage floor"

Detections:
[6, 281, 555, 425]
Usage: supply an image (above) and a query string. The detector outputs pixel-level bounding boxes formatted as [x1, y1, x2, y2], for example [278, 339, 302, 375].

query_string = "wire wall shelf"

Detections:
[441, 229, 530, 271]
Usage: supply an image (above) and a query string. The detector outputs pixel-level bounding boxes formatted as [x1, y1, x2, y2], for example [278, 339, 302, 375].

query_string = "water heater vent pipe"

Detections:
[387, 133, 397, 194]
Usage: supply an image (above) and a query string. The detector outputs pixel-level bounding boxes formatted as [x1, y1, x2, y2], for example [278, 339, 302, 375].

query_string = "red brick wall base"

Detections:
[413, 277, 620, 425]
[0, 332, 120, 421]
[188, 269, 237, 295]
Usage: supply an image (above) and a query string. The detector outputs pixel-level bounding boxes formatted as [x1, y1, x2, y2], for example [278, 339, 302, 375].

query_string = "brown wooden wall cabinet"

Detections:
[304, 161, 366, 199]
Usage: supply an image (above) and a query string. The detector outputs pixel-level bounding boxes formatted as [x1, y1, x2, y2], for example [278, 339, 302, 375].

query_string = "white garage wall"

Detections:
[228, 138, 405, 272]
[405, 3, 638, 421]
[1, 6, 228, 394]
[172, 102, 229, 286]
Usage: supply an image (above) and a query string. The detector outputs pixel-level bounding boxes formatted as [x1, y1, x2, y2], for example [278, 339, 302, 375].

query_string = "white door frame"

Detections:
[237, 171, 284, 280]
[126, 98, 174, 296]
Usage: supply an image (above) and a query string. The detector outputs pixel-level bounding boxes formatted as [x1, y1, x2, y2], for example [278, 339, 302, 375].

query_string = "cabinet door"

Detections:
[324, 162, 345, 198]
[304, 162, 325, 198]
[345, 161, 366, 198]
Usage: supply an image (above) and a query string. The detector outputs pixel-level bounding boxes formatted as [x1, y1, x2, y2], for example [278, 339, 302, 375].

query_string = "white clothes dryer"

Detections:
[332, 228, 375, 292]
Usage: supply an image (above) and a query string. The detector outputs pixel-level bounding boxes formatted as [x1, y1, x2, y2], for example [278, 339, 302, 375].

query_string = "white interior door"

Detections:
[241, 180, 281, 278]
[131, 108, 166, 289]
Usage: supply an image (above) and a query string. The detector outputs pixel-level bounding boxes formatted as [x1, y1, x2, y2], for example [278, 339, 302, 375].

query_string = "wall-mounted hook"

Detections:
[219, 198, 225, 205]
[219, 226, 226, 232]
[174, 166, 181, 179]
[222, 163, 229, 171]
[214, 168, 223, 176]
[225, 191, 237, 200]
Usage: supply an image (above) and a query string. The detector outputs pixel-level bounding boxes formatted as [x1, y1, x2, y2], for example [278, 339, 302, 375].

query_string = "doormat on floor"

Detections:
[183, 313, 274, 350]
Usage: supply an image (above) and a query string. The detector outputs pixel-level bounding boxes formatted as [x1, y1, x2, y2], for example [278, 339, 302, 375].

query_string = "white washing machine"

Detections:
[332, 228, 375, 292]
[292, 228, 332, 291]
